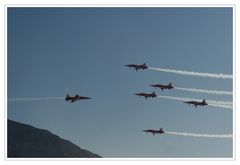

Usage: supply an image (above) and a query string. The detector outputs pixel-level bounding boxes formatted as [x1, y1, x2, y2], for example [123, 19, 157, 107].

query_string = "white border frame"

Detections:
[1, 1, 238, 164]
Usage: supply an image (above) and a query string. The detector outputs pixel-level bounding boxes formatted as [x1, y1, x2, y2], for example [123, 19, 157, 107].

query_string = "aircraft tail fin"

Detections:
[65, 94, 70, 101]
[159, 128, 164, 133]
[202, 99, 207, 104]
[143, 63, 147, 68]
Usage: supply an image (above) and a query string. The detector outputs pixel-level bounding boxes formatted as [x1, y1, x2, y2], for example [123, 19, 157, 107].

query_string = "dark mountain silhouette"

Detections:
[8, 119, 101, 158]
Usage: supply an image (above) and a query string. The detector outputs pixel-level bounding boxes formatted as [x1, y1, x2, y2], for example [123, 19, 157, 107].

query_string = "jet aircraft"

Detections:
[184, 99, 208, 108]
[134, 91, 157, 99]
[150, 82, 174, 91]
[142, 128, 165, 136]
[125, 63, 148, 71]
[65, 94, 91, 103]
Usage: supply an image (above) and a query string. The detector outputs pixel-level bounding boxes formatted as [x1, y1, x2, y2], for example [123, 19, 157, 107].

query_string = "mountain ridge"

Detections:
[8, 119, 101, 158]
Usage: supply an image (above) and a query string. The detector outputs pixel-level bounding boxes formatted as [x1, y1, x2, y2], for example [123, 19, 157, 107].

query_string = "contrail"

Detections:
[165, 131, 232, 139]
[157, 95, 232, 109]
[148, 67, 232, 79]
[8, 97, 65, 102]
[174, 87, 232, 96]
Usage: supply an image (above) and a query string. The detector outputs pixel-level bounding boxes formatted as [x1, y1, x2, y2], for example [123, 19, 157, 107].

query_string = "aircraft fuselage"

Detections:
[142, 128, 165, 135]
[150, 83, 174, 91]
[134, 92, 157, 99]
[184, 100, 207, 108]
[65, 94, 91, 103]
[125, 63, 148, 71]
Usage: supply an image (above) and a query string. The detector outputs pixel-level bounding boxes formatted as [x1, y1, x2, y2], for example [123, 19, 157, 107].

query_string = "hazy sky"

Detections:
[8, 7, 233, 158]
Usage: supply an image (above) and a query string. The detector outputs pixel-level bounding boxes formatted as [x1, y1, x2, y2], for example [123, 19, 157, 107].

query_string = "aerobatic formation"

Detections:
[8, 63, 232, 140]
[124, 63, 232, 137]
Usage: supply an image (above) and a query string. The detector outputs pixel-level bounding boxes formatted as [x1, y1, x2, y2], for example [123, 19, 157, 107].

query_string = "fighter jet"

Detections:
[150, 82, 174, 91]
[184, 99, 208, 108]
[142, 128, 165, 136]
[65, 94, 91, 103]
[125, 63, 148, 71]
[134, 91, 157, 99]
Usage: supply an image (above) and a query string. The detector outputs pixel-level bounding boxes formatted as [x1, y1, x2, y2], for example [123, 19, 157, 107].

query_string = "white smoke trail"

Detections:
[207, 103, 233, 109]
[207, 100, 232, 106]
[157, 95, 192, 102]
[157, 95, 232, 109]
[174, 87, 232, 96]
[148, 67, 232, 79]
[8, 97, 64, 102]
[165, 131, 232, 139]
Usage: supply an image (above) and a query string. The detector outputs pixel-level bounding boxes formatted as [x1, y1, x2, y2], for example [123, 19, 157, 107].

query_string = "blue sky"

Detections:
[7, 7, 233, 158]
